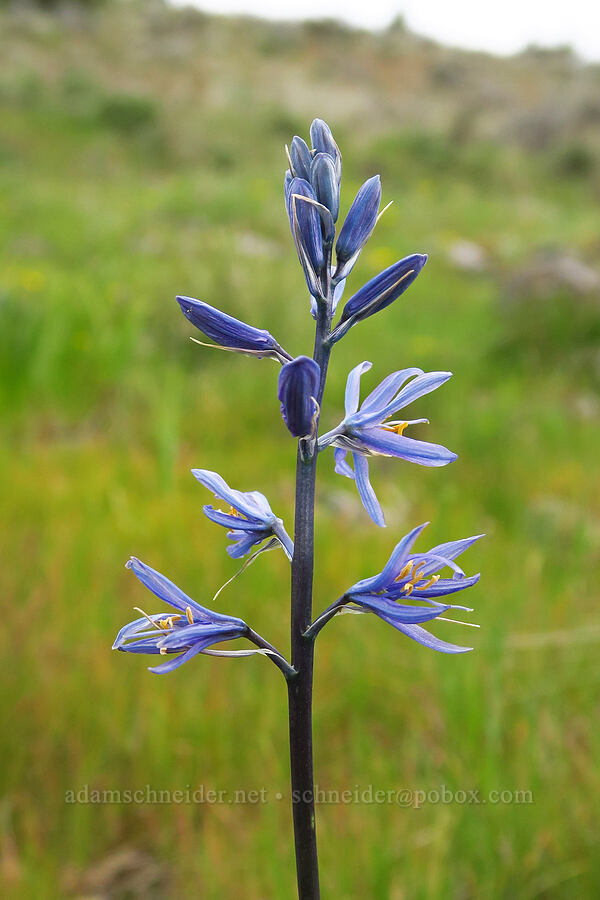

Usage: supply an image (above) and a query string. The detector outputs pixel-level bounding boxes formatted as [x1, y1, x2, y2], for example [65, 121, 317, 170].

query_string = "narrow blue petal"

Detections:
[353, 453, 385, 527]
[344, 361, 372, 416]
[226, 531, 262, 558]
[357, 428, 458, 467]
[348, 523, 429, 593]
[334, 447, 354, 479]
[358, 368, 423, 417]
[148, 642, 208, 674]
[158, 624, 242, 652]
[239, 491, 277, 520]
[117, 638, 163, 654]
[126, 558, 242, 626]
[377, 371, 452, 420]
[423, 535, 485, 573]
[113, 614, 166, 649]
[356, 594, 450, 624]
[414, 551, 467, 572]
[406, 573, 481, 598]
[126, 558, 212, 618]
[376, 523, 430, 586]
[202, 506, 265, 531]
[191, 469, 274, 522]
[377, 617, 473, 653]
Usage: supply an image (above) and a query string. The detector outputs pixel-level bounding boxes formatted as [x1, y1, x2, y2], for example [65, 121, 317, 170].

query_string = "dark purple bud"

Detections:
[331, 254, 428, 341]
[285, 176, 326, 296]
[310, 118, 341, 181]
[335, 175, 381, 269]
[176, 296, 290, 362]
[290, 136, 312, 181]
[310, 152, 340, 222]
[278, 355, 321, 438]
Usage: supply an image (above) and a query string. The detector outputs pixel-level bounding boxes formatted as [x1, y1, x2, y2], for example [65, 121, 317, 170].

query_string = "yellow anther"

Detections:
[185, 606, 194, 624]
[411, 561, 427, 584]
[158, 619, 171, 630]
[395, 560, 414, 582]
[401, 582, 414, 596]
[159, 647, 168, 655]
[229, 506, 240, 518]
[416, 574, 440, 591]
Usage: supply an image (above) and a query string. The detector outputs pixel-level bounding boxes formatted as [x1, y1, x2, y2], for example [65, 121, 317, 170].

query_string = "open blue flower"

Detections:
[176, 295, 291, 363]
[113, 558, 248, 673]
[319, 362, 457, 526]
[191, 468, 294, 559]
[341, 523, 483, 653]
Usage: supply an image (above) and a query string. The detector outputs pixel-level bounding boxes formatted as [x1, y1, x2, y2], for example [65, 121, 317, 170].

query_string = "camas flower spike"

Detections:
[114, 115, 484, 900]
[319, 361, 457, 526]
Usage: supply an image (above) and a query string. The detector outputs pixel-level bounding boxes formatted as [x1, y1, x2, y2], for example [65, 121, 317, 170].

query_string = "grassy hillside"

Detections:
[1, 4, 599, 898]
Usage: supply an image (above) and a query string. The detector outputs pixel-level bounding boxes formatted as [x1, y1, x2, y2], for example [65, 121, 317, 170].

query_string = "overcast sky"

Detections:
[173, 0, 600, 61]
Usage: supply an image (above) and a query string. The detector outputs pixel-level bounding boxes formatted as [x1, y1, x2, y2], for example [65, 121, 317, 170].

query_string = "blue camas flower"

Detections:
[113, 558, 248, 673]
[176, 295, 291, 363]
[330, 254, 428, 343]
[338, 523, 483, 653]
[191, 468, 294, 559]
[278, 356, 321, 439]
[319, 362, 457, 526]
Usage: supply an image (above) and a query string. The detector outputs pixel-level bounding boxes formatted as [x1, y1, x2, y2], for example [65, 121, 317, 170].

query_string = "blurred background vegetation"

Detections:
[1, 1, 599, 897]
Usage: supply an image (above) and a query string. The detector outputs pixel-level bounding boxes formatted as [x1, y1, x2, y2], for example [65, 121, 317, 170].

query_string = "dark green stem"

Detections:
[287, 298, 332, 900]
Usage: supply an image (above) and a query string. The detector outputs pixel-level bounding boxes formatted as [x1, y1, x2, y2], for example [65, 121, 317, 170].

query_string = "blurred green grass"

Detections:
[1, 5, 600, 899]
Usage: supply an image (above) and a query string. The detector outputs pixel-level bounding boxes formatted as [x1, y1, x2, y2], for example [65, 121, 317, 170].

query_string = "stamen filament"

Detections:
[437, 617, 480, 628]
[134, 607, 160, 630]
